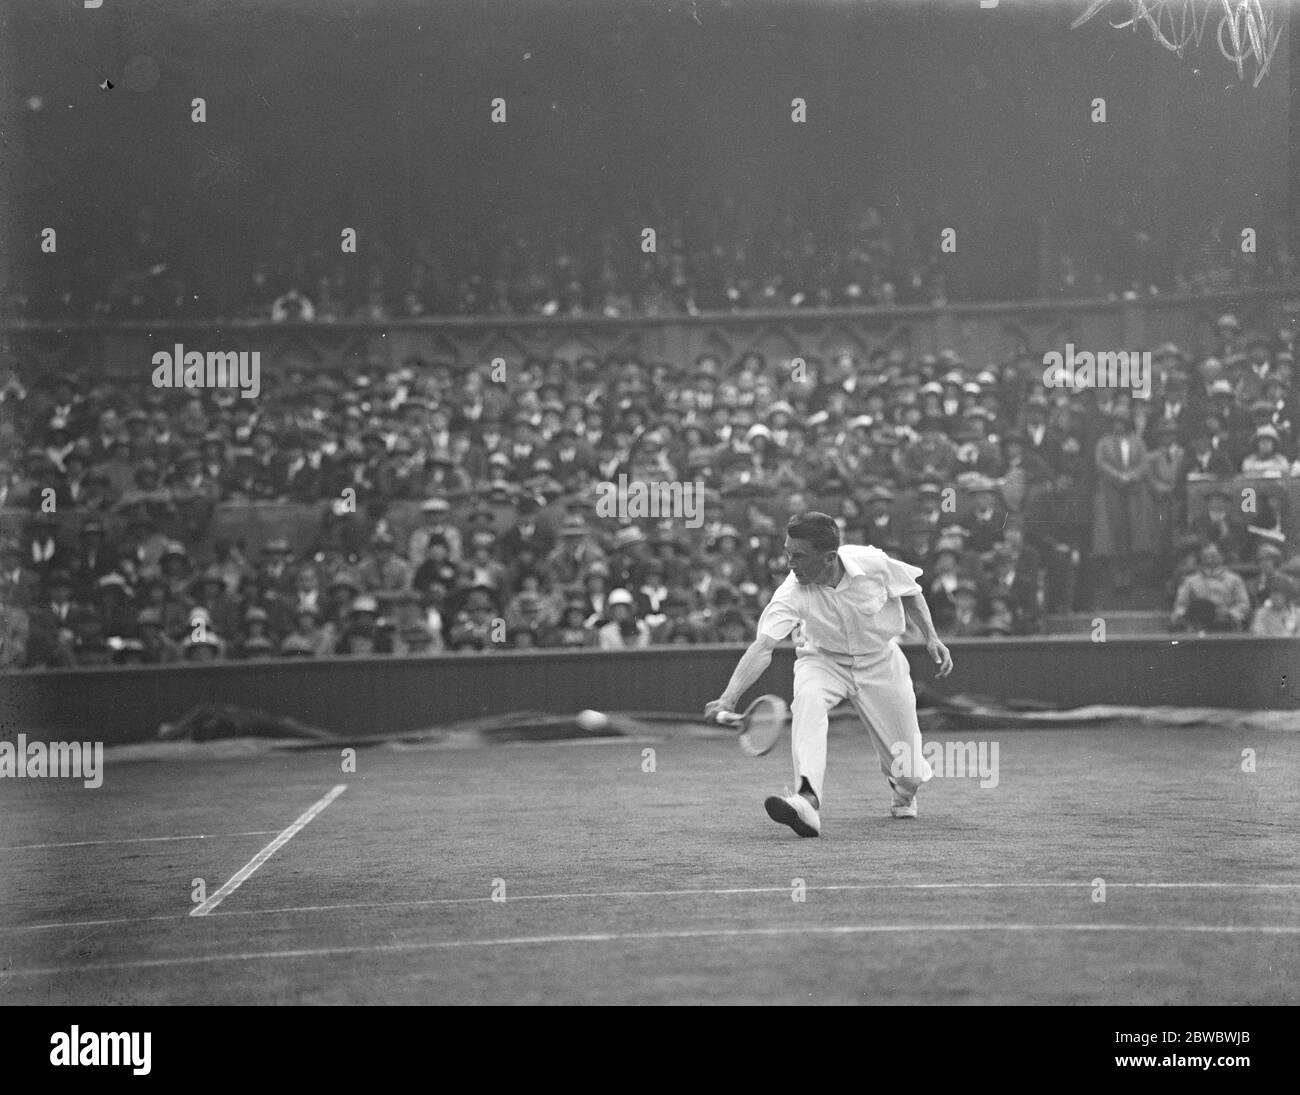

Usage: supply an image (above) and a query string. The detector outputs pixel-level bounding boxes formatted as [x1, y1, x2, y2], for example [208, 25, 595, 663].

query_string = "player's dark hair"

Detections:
[786, 511, 840, 553]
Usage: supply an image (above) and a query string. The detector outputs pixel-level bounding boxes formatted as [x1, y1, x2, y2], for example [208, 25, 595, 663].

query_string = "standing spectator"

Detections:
[1092, 410, 1153, 598]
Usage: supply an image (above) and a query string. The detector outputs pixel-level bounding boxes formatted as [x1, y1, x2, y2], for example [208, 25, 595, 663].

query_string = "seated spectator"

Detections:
[982, 591, 1016, 636]
[1170, 543, 1252, 633]
[1241, 425, 1291, 476]
[945, 580, 985, 637]
[1188, 489, 1249, 563]
[922, 534, 968, 631]
[1249, 543, 1285, 606]
[596, 588, 651, 649]
[1250, 575, 1300, 636]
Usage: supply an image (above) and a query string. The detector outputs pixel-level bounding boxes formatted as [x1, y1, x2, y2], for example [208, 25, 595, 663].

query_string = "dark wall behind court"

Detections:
[4, 0, 1292, 304]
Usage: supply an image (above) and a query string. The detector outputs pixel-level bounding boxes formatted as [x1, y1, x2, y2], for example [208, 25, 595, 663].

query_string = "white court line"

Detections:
[0, 831, 279, 852]
[8, 923, 1300, 978]
[212, 880, 1300, 918]
[6, 880, 1298, 934]
[189, 784, 347, 917]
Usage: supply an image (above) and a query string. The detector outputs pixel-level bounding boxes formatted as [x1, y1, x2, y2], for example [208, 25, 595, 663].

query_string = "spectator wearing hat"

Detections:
[188, 565, 240, 639]
[982, 591, 1017, 637]
[503, 586, 554, 636]
[860, 485, 904, 556]
[1250, 574, 1300, 636]
[648, 524, 693, 588]
[285, 603, 337, 657]
[1189, 489, 1248, 564]
[462, 527, 507, 591]
[446, 586, 498, 652]
[548, 595, 596, 648]
[157, 540, 193, 602]
[182, 628, 224, 663]
[237, 605, 276, 658]
[632, 558, 672, 630]
[279, 634, 318, 658]
[604, 524, 650, 588]
[356, 531, 414, 593]
[547, 425, 598, 479]
[68, 519, 115, 598]
[1147, 371, 1193, 446]
[168, 448, 221, 536]
[1241, 426, 1291, 476]
[953, 412, 1004, 479]
[596, 588, 651, 650]
[324, 571, 362, 628]
[946, 580, 985, 637]
[1093, 409, 1155, 598]
[899, 517, 938, 571]
[578, 562, 613, 623]
[1249, 543, 1286, 608]
[336, 594, 391, 655]
[1182, 431, 1235, 480]
[412, 533, 459, 596]
[957, 476, 1009, 555]
[1019, 396, 1063, 474]
[1171, 542, 1251, 632]
[132, 606, 180, 664]
[93, 572, 137, 639]
[408, 498, 463, 564]
[895, 417, 959, 486]
[706, 525, 751, 587]
[499, 495, 556, 560]
[255, 537, 297, 594]
[985, 523, 1043, 635]
[1144, 422, 1186, 562]
[546, 514, 606, 586]
[922, 533, 969, 632]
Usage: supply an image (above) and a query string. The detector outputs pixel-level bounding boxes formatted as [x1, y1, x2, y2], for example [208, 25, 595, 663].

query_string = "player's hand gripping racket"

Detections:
[713, 694, 789, 757]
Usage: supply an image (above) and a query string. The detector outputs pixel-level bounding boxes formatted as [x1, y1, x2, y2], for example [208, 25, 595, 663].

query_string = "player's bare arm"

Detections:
[705, 632, 779, 720]
[902, 593, 953, 678]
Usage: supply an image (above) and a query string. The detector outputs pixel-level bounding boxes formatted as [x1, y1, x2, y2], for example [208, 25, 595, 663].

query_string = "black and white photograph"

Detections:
[0, 0, 1296, 1042]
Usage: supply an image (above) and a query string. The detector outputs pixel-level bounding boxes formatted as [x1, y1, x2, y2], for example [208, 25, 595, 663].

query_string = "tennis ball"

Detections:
[576, 709, 608, 731]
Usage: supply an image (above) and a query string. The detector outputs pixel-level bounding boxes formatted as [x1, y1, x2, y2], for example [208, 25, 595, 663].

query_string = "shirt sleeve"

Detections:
[880, 553, 923, 597]
[756, 588, 801, 642]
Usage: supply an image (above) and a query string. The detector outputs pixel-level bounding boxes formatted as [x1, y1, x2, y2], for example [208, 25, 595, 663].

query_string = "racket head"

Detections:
[737, 693, 788, 757]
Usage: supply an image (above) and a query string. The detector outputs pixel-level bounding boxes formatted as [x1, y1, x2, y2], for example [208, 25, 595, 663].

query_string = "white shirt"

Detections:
[757, 544, 922, 655]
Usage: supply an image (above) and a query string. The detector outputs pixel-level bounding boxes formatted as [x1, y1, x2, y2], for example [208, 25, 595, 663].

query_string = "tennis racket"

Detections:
[713, 694, 789, 757]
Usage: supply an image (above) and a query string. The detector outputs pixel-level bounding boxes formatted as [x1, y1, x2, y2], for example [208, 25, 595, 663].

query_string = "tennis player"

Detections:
[705, 511, 953, 837]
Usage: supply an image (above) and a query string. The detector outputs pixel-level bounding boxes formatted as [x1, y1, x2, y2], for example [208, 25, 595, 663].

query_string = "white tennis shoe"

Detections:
[889, 779, 919, 819]
[764, 788, 821, 837]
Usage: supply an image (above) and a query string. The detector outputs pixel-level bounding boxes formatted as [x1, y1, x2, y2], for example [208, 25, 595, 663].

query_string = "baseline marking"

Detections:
[6, 879, 1298, 933]
[189, 784, 347, 917]
[9, 923, 1300, 977]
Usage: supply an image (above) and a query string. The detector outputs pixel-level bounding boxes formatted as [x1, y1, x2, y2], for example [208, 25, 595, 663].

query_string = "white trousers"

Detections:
[791, 642, 932, 805]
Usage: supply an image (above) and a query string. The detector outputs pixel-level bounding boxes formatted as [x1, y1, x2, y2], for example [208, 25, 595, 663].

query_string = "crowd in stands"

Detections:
[9, 203, 1296, 322]
[3, 299, 1300, 670]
